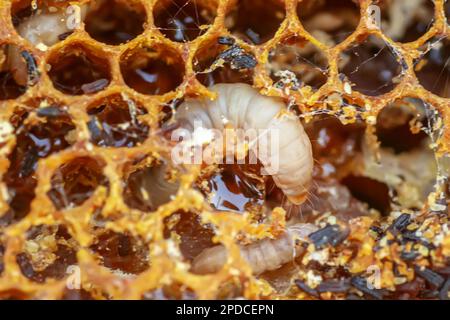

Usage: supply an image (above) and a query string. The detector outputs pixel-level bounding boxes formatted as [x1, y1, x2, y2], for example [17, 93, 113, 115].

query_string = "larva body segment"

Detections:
[191, 223, 318, 275]
[175, 83, 314, 205]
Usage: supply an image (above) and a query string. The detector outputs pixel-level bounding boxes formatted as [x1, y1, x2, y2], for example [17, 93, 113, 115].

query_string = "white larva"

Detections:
[174, 83, 314, 205]
[7, 3, 88, 86]
[172, 83, 315, 274]
[191, 222, 318, 275]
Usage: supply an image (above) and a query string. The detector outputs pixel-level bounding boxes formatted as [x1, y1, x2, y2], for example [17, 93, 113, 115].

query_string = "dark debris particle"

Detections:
[370, 225, 384, 235]
[316, 279, 351, 293]
[420, 289, 439, 299]
[414, 266, 445, 289]
[439, 278, 450, 300]
[231, 54, 257, 70]
[309, 224, 348, 249]
[400, 58, 408, 71]
[351, 276, 384, 300]
[58, 31, 73, 41]
[401, 230, 421, 242]
[345, 294, 363, 300]
[87, 118, 103, 142]
[400, 250, 420, 261]
[294, 279, 319, 298]
[81, 78, 109, 94]
[401, 232, 435, 250]
[20, 51, 40, 86]
[217, 45, 257, 70]
[37, 106, 66, 118]
[218, 36, 235, 46]
[390, 213, 411, 234]
[19, 148, 38, 178]
[16, 253, 44, 283]
[386, 239, 395, 246]
[422, 241, 436, 250]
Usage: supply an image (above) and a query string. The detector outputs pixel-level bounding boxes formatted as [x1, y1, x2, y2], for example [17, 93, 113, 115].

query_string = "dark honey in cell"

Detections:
[227, 0, 285, 45]
[85, 0, 146, 45]
[164, 211, 215, 261]
[121, 50, 184, 95]
[88, 97, 149, 148]
[91, 231, 149, 274]
[47, 157, 108, 210]
[154, 0, 214, 42]
[48, 51, 110, 95]
[203, 163, 265, 213]
[2, 109, 75, 224]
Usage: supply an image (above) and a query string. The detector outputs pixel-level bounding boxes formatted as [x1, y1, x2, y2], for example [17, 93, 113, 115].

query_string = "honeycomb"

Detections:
[0, 0, 448, 300]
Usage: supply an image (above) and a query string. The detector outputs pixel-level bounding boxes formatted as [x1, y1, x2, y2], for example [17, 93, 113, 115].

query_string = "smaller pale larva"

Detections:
[191, 222, 318, 275]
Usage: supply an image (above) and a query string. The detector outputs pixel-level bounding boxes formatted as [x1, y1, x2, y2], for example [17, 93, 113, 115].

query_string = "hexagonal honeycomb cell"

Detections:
[0, 0, 448, 301]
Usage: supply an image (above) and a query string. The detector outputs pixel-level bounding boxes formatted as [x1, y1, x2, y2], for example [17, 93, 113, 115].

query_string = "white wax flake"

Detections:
[221, 116, 229, 125]
[305, 270, 323, 288]
[118, 122, 130, 130]
[36, 42, 48, 52]
[429, 142, 438, 150]
[230, 268, 241, 276]
[326, 215, 337, 225]
[110, 269, 136, 280]
[433, 233, 444, 246]
[85, 142, 94, 151]
[0, 121, 13, 144]
[367, 115, 377, 125]
[344, 82, 352, 95]
[430, 202, 447, 212]
[309, 249, 329, 264]
[166, 240, 181, 258]
[140, 187, 150, 201]
[1, 184, 9, 201]
[152, 245, 163, 256]
[274, 70, 300, 89]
